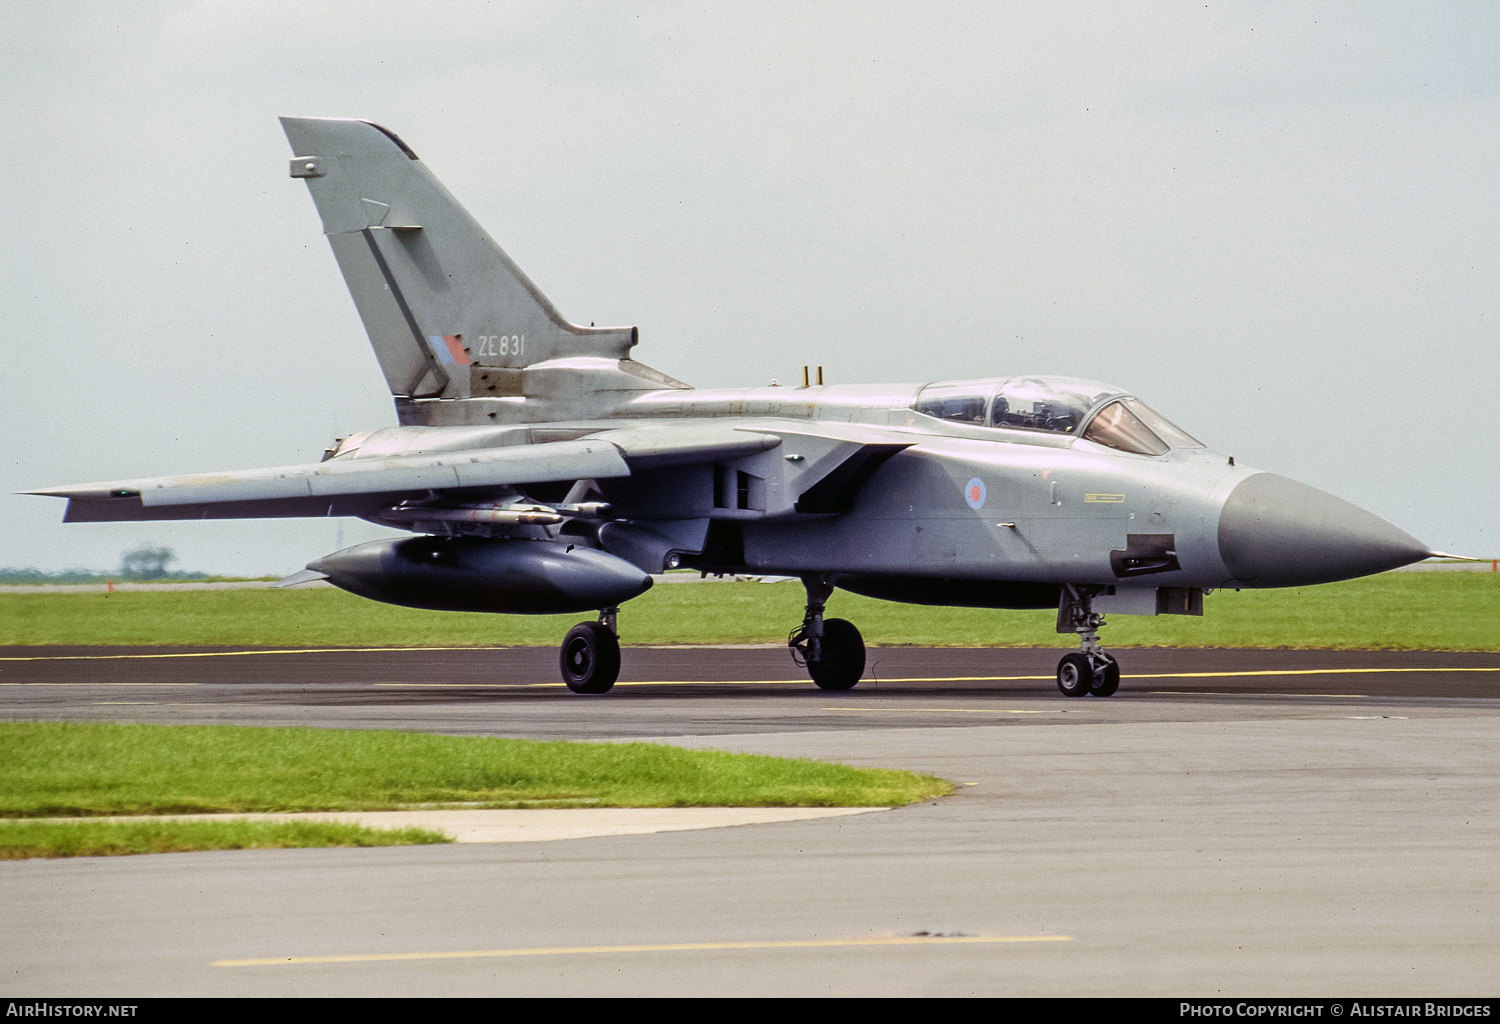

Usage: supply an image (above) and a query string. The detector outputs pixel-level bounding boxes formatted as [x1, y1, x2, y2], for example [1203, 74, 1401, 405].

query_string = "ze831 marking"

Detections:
[475, 334, 525, 360]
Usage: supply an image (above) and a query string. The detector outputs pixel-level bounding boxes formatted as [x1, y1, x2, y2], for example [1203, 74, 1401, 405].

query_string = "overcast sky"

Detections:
[4, 1, 1497, 577]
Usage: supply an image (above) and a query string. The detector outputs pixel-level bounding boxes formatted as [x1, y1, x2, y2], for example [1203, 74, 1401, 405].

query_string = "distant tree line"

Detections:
[0, 545, 210, 584]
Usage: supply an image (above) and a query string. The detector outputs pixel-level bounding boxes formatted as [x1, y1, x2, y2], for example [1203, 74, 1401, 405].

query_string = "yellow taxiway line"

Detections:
[0, 647, 1492, 690]
[1, 648, 1494, 681]
[0, 667, 1493, 689]
[374, 666, 1496, 688]
[0, 647, 465, 661]
[214, 933, 1070, 967]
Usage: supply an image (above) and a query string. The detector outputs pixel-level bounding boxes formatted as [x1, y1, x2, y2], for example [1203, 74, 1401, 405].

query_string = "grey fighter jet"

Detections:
[30, 117, 1435, 697]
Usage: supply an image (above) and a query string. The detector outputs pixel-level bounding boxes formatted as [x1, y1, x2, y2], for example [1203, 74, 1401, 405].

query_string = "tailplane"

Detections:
[281, 117, 682, 415]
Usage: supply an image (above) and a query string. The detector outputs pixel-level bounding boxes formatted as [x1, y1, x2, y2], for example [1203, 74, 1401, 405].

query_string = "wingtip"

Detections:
[21, 484, 139, 500]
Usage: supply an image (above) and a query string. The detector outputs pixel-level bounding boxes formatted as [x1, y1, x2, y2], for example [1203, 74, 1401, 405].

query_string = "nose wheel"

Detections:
[1056, 651, 1119, 697]
[1056, 585, 1120, 698]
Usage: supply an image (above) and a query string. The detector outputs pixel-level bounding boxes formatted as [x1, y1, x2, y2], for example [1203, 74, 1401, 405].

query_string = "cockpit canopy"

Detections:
[912, 375, 1203, 456]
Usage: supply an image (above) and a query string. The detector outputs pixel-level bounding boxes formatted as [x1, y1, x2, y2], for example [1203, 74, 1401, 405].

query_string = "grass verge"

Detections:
[0, 819, 451, 859]
[1, 572, 1495, 650]
[0, 721, 951, 857]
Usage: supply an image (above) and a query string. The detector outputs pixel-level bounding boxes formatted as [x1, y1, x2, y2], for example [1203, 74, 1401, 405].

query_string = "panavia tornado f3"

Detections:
[31, 117, 1436, 697]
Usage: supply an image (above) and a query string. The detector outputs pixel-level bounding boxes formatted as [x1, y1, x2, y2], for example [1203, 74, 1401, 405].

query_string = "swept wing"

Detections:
[28, 427, 796, 523]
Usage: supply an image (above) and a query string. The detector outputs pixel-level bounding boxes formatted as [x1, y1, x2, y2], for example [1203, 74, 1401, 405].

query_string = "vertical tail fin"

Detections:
[281, 117, 638, 402]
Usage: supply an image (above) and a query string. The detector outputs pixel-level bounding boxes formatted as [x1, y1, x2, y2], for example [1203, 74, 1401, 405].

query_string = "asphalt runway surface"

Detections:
[4, 644, 1500, 997]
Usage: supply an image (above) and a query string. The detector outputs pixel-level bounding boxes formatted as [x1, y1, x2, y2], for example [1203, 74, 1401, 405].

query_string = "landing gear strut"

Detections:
[1056, 585, 1120, 698]
[560, 606, 621, 694]
[789, 575, 865, 690]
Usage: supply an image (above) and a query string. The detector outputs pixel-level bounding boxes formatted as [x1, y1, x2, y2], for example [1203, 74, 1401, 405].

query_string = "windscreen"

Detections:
[1130, 400, 1203, 449]
[1082, 398, 1203, 455]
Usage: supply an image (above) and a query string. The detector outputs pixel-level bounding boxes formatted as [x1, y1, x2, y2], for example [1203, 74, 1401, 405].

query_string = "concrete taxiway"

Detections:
[2, 645, 1498, 997]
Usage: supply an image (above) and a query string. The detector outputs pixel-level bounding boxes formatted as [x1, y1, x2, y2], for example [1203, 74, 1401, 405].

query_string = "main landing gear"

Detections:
[1056, 584, 1119, 698]
[789, 575, 866, 690]
[561, 578, 874, 696]
[560, 606, 621, 694]
[560, 584, 1118, 699]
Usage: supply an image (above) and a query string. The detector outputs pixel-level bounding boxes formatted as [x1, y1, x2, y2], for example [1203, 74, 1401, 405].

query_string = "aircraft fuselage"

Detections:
[346, 379, 1424, 600]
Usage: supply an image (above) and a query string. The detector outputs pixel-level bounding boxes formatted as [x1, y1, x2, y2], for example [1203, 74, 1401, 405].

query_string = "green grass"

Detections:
[1, 572, 1495, 650]
[0, 819, 451, 859]
[0, 721, 949, 857]
[0, 721, 950, 817]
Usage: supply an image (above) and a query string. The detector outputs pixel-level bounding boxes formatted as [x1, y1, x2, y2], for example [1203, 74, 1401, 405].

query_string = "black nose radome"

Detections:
[1218, 473, 1428, 587]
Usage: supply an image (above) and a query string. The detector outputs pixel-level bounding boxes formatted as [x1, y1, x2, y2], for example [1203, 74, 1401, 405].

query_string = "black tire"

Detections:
[808, 618, 865, 691]
[1056, 652, 1092, 698]
[560, 621, 620, 694]
[1090, 654, 1120, 697]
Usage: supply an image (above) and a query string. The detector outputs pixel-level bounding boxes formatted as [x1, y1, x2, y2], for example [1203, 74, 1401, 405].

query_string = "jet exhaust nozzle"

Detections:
[1217, 473, 1429, 587]
[308, 536, 653, 614]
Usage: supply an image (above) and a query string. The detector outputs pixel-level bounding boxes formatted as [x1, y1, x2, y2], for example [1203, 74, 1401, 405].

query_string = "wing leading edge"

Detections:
[28, 428, 790, 523]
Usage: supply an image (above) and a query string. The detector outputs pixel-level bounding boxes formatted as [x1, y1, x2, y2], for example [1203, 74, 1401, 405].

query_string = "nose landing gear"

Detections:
[1057, 585, 1120, 697]
[1056, 650, 1120, 697]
